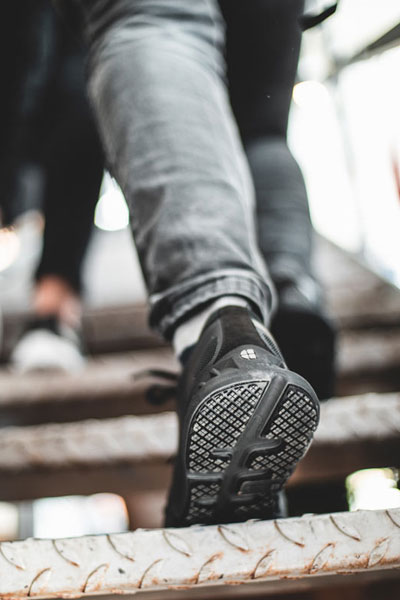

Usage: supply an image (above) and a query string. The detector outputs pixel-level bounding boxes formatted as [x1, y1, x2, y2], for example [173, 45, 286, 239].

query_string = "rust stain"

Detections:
[185, 573, 201, 586]
[162, 530, 192, 557]
[194, 553, 223, 585]
[1, 596, 32, 600]
[335, 569, 361, 575]
[138, 559, 163, 589]
[217, 525, 249, 552]
[0, 544, 26, 570]
[52, 540, 80, 567]
[308, 543, 335, 574]
[28, 568, 52, 597]
[330, 515, 362, 541]
[367, 538, 390, 568]
[107, 534, 135, 562]
[252, 550, 275, 579]
[82, 563, 109, 593]
[386, 509, 400, 529]
[274, 520, 305, 547]
[167, 585, 194, 590]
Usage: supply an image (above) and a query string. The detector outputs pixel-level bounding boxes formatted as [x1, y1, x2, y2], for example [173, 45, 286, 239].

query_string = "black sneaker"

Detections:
[165, 305, 319, 527]
[271, 277, 336, 401]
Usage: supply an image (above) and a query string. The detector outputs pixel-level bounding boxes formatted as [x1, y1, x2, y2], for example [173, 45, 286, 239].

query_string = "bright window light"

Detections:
[346, 468, 400, 511]
[0, 227, 20, 272]
[95, 175, 129, 232]
[292, 80, 330, 110]
[0, 502, 19, 541]
[33, 494, 129, 538]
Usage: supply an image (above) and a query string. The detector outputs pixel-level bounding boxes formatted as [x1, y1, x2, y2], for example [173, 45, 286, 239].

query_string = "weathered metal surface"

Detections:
[1, 392, 399, 471]
[0, 392, 399, 502]
[0, 508, 399, 599]
[2, 326, 400, 428]
[339, 330, 400, 379]
[314, 237, 400, 329]
[290, 391, 400, 484]
[315, 392, 400, 443]
[0, 412, 177, 470]
[0, 349, 178, 426]
[337, 329, 400, 396]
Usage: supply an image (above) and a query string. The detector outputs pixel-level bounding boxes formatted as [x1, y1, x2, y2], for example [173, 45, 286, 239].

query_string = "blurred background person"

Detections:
[0, 0, 104, 371]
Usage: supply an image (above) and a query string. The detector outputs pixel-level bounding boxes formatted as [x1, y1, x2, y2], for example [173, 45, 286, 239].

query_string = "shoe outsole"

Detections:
[182, 374, 319, 526]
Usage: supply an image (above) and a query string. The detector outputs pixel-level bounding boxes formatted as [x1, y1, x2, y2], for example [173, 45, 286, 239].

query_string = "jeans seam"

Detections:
[150, 271, 273, 338]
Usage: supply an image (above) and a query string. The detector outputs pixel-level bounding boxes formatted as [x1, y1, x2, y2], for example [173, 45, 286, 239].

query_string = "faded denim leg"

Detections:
[77, 0, 275, 338]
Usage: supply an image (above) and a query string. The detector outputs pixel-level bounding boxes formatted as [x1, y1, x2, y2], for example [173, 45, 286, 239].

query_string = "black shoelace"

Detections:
[133, 368, 179, 405]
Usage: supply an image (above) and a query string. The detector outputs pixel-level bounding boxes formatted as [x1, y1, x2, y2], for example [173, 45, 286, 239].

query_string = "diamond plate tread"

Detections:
[188, 382, 265, 473]
[1, 508, 400, 599]
[185, 382, 318, 525]
[251, 386, 318, 477]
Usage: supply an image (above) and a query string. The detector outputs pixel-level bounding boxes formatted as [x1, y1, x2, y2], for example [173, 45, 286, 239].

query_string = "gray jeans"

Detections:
[75, 0, 275, 338]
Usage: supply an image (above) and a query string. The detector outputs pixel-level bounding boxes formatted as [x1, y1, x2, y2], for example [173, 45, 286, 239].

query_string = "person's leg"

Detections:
[11, 4, 103, 372]
[78, 0, 274, 340]
[221, 0, 336, 399]
[35, 14, 104, 312]
[0, 0, 51, 225]
[71, 0, 319, 526]
[221, 0, 311, 279]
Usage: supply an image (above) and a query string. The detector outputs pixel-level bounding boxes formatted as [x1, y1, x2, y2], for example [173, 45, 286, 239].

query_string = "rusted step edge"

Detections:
[0, 348, 179, 426]
[0, 392, 399, 503]
[1, 392, 400, 471]
[0, 507, 400, 599]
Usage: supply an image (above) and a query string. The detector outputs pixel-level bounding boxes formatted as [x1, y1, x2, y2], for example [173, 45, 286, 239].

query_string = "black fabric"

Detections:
[204, 305, 283, 365]
[220, 0, 313, 283]
[0, 2, 45, 223]
[209, 306, 268, 358]
[1, 1, 104, 293]
[24, 315, 60, 335]
[219, 1, 336, 397]
[300, 3, 338, 31]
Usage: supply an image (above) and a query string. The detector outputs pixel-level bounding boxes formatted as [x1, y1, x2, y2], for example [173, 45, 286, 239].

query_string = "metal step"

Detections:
[0, 348, 178, 427]
[2, 324, 400, 429]
[1, 392, 399, 502]
[1, 507, 399, 599]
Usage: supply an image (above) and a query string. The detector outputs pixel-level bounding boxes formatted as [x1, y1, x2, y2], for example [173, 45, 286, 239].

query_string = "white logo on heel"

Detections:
[240, 348, 257, 360]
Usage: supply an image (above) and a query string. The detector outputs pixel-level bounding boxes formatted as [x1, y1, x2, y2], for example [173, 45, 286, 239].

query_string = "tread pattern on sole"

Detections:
[253, 386, 318, 474]
[188, 382, 267, 472]
[185, 382, 318, 525]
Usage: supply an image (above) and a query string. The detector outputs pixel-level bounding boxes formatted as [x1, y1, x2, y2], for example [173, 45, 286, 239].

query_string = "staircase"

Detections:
[1, 238, 400, 599]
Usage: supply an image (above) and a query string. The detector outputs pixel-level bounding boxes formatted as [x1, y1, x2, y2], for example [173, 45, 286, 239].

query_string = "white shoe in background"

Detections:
[10, 317, 86, 373]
